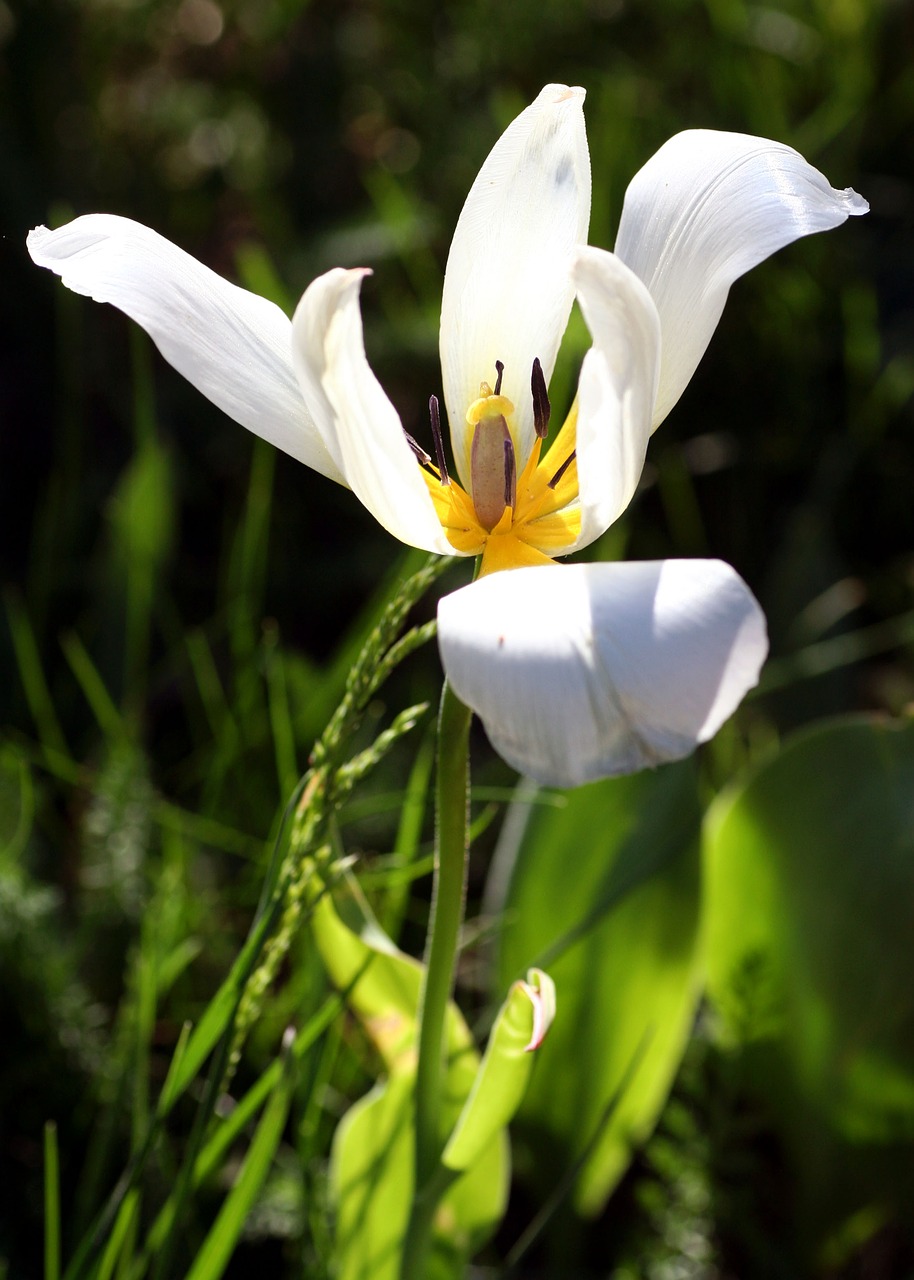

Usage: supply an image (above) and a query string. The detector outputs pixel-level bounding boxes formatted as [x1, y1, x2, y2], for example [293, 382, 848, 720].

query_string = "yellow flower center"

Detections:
[421, 363, 581, 577]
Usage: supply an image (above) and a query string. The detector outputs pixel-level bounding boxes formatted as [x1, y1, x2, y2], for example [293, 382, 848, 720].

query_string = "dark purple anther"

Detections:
[503, 437, 516, 510]
[531, 357, 551, 439]
[429, 394, 450, 485]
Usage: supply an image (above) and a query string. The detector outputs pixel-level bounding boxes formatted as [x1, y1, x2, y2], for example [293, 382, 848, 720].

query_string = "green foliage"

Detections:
[309, 878, 508, 1279]
[1, 512, 446, 1279]
[705, 714, 914, 1137]
[497, 762, 704, 1217]
[183, 1038, 296, 1280]
[703, 715, 914, 1256]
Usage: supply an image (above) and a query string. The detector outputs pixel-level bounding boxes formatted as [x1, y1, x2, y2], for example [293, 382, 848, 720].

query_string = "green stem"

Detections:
[401, 1165, 457, 1280]
[402, 681, 472, 1277]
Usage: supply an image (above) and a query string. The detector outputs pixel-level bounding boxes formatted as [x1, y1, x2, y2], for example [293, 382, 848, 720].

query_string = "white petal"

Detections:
[292, 268, 454, 555]
[440, 84, 591, 485]
[438, 560, 767, 788]
[27, 215, 343, 482]
[614, 131, 868, 429]
[567, 247, 661, 551]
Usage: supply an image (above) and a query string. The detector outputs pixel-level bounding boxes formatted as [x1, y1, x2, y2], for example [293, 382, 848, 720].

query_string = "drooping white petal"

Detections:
[440, 84, 591, 485]
[27, 215, 343, 482]
[565, 247, 661, 552]
[292, 268, 454, 555]
[438, 559, 767, 788]
[614, 131, 868, 430]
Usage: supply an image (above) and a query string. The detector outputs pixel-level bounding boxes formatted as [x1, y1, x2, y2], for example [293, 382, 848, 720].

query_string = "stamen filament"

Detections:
[404, 431, 431, 466]
[429, 394, 450, 485]
[548, 448, 576, 489]
[531, 357, 551, 439]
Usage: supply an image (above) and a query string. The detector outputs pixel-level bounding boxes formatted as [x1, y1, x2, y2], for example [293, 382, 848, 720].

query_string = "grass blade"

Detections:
[183, 1036, 296, 1280]
[44, 1122, 61, 1280]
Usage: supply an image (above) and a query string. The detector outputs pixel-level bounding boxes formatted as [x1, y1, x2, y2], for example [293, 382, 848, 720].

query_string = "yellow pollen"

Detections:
[466, 391, 515, 426]
[421, 392, 584, 578]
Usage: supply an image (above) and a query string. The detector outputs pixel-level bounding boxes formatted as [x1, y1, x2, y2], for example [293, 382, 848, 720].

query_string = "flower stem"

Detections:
[403, 680, 472, 1276]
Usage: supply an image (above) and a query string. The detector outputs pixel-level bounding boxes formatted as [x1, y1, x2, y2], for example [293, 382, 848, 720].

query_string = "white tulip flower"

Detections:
[28, 85, 866, 786]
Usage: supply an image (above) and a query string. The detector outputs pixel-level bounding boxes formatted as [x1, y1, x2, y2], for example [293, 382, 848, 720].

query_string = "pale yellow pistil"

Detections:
[421, 373, 582, 577]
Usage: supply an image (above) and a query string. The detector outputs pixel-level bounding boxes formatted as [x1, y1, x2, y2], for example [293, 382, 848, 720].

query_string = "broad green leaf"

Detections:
[497, 761, 703, 1214]
[704, 714, 914, 1140]
[331, 1069, 507, 1280]
[313, 882, 508, 1277]
[310, 887, 476, 1077]
[331, 1073, 415, 1280]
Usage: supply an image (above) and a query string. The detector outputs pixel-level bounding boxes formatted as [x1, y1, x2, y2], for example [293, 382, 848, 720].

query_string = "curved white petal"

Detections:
[27, 215, 343, 482]
[292, 268, 453, 555]
[613, 131, 868, 430]
[438, 559, 767, 788]
[440, 84, 591, 485]
[566, 247, 661, 552]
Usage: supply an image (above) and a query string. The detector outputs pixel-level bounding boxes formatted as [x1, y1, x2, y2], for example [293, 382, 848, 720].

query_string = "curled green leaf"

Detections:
[442, 968, 555, 1175]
